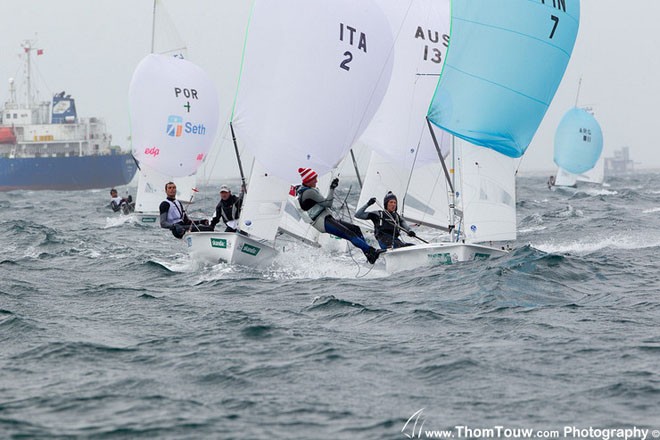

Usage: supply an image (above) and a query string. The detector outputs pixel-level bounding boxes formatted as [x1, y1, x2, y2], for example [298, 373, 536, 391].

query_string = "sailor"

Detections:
[296, 167, 384, 264]
[109, 188, 134, 215]
[210, 184, 246, 233]
[159, 181, 213, 239]
[355, 191, 416, 250]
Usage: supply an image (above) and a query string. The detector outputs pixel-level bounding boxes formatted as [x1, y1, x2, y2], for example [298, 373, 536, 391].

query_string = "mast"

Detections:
[349, 149, 363, 189]
[230, 122, 248, 193]
[426, 117, 456, 237]
[150, 0, 157, 54]
[574, 76, 582, 107]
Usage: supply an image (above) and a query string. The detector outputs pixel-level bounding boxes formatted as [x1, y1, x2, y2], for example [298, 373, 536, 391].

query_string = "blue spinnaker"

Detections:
[554, 108, 603, 174]
[428, 0, 580, 158]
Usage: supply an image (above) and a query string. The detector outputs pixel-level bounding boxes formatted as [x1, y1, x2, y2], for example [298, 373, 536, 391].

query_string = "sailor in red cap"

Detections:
[296, 167, 384, 264]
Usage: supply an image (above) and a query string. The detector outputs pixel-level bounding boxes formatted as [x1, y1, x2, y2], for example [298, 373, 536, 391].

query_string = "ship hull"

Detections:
[0, 153, 137, 191]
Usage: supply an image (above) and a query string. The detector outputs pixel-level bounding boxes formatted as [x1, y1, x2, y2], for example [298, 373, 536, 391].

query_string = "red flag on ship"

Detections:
[37, 49, 43, 55]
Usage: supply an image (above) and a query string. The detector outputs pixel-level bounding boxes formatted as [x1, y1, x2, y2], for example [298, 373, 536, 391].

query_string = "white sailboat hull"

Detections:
[185, 232, 278, 267]
[133, 212, 159, 225]
[384, 242, 508, 273]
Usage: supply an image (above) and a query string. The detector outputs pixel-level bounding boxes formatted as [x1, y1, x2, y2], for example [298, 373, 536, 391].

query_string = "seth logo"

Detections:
[166, 115, 184, 137]
[401, 408, 425, 439]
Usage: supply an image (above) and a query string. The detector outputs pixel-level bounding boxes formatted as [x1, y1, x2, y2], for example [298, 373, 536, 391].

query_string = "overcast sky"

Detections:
[2, 0, 659, 181]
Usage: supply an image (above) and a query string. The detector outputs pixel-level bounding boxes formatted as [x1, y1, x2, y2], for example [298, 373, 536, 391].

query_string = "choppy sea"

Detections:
[1, 173, 659, 439]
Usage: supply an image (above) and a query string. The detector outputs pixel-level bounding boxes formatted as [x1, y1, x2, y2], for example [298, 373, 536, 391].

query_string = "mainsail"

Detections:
[129, 54, 219, 178]
[356, 0, 452, 229]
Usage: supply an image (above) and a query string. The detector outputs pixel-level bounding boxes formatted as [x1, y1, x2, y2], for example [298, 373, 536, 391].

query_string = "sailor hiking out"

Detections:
[296, 167, 384, 264]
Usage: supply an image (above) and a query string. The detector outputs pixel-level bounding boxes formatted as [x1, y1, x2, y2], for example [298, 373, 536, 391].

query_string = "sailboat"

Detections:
[382, 0, 580, 273]
[132, 0, 198, 224]
[128, 54, 220, 240]
[551, 107, 604, 189]
[185, 0, 394, 267]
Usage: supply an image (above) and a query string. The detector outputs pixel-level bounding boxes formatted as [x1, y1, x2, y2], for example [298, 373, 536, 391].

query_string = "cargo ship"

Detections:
[0, 41, 136, 191]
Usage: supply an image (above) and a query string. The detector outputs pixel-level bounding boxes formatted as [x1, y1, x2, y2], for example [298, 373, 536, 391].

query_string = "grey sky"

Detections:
[1, 0, 658, 181]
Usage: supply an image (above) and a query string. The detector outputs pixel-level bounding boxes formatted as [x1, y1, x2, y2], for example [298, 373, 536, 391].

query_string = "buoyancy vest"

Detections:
[375, 210, 402, 239]
[165, 199, 185, 224]
[297, 186, 325, 221]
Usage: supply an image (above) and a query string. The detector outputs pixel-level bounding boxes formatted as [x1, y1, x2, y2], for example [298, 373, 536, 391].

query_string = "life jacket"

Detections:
[375, 210, 401, 239]
[218, 195, 240, 223]
[165, 199, 185, 224]
[297, 185, 325, 221]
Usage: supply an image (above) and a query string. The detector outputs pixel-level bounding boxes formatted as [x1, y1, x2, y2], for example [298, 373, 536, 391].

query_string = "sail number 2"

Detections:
[339, 23, 367, 71]
[540, 0, 567, 39]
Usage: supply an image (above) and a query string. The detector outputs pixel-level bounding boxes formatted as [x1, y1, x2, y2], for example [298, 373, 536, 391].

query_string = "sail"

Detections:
[456, 143, 517, 242]
[554, 107, 603, 174]
[134, 163, 197, 213]
[238, 161, 292, 242]
[135, 2, 193, 215]
[129, 54, 219, 177]
[357, 151, 450, 230]
[231, 0, 394, 184]
[152, 0, 187, 59]
[428, 0, 580, 158]
[360, 0, 452, 168]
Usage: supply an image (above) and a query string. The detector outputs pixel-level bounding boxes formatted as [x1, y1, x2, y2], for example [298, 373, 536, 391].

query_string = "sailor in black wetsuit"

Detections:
[355, 191, 416, 250]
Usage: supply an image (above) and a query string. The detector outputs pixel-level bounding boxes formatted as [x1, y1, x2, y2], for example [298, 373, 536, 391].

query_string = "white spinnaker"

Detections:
[135, 164, 197, 213]
[455, 142, 517, 243]
[129, 54, 219, 177]
[239, 161, 291, 242]
[360, 0, 451, 168]
[231, 0, 394, 184]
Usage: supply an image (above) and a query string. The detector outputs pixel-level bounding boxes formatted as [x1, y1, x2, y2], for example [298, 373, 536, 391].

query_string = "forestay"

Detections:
[230, 0, 394, 184]
[428, 0, 580, 158]
[129, 54, 219, 177]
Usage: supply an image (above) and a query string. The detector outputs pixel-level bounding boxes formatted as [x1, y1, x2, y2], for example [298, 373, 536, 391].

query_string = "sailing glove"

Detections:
[367, 197, 376, 206]
[330, 178, 339, 189]
[407, 230, 416, 237]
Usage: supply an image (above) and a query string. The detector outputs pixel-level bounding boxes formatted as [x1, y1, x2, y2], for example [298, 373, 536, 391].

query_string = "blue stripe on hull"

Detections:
[0, 154, 137, 191]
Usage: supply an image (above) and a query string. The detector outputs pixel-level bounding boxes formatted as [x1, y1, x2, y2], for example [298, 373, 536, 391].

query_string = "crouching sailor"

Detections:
[159, 181, 213, 239]
[296, 167, 384, 264]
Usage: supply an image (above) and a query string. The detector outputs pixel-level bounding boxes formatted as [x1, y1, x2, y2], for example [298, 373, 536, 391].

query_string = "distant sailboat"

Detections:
[383, 0, 580, 273]
[185, 0, 394, 267]
[551, 107, 604, 189]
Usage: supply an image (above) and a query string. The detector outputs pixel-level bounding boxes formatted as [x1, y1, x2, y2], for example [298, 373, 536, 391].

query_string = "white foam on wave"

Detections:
[103, 215, 133, 229]
[642, 207, 660, 214]
[533, 233, 660, 255]
[581, 187, 618, 196]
